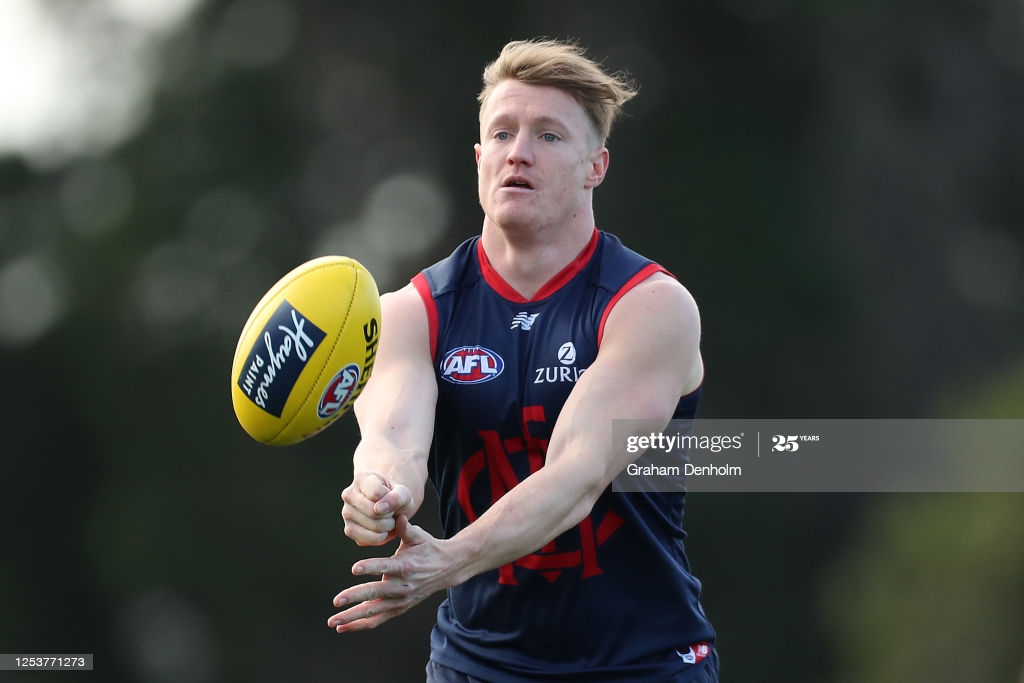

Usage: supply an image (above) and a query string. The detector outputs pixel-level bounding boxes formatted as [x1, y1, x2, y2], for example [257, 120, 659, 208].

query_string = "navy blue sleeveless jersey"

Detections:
[412, 230, 715, 682]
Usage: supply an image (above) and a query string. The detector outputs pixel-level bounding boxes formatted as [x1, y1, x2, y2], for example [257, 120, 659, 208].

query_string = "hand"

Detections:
[327, 515, 451, 633]
[341, 472, 414, 546]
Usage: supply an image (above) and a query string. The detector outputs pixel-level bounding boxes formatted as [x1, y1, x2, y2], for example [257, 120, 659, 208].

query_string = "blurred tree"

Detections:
[823, 492, 1024, 683]
[822, 362, 1024, 683]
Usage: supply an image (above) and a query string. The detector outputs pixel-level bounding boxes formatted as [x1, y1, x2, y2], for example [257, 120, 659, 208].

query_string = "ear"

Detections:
[584, 147, 610, 189]
[474, 143, 482, 172]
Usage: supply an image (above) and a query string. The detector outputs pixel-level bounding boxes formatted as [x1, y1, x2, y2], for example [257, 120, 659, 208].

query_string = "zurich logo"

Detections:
[557, 341, 576, 365]
[440, 346, 504, 384]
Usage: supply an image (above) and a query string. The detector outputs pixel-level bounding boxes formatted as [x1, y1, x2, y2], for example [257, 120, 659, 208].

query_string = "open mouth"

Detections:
[502, 176, 534, 189]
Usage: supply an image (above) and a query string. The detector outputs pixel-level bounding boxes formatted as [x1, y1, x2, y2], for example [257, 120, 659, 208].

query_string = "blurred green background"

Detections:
[1, 0, 1022, 681]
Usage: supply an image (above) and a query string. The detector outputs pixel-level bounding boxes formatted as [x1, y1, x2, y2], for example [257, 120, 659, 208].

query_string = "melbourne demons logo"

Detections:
[317, 363, 361, 419]
[458, 406, 624, 585]
[440, 346, 504, 384]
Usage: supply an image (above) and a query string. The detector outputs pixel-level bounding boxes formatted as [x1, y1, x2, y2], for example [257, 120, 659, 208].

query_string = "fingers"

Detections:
[341, 473, 410, 546]
[341, 473, 389, 514]
[342, 514, 425, 550]
[342, 474, 414, 517]
[341, 473, 391, 514]
[332, 576, 396, 607]
[327, 521, 444, 635]
[326, 599, 397, 632]
[341, 504, 396, 546]
[326, 599, 407, 633]
[327, 579, 414, 633]
[394, 514, 428, 545]
[373, 483, 413, 516]
[351, 556, 399, 579]
[355, 472, 392, 501]
[342, 519, 425, 575]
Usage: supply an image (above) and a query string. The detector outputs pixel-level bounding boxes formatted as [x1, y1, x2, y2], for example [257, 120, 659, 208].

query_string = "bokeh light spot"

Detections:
[0, 252, 67, 347]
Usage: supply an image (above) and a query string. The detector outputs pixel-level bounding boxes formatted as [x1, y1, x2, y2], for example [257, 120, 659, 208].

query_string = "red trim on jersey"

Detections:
[681, 379, 704, 400]
[411, 272, 439, 362]
[476, 229, 601, 303]
[597, 263, 671, 347]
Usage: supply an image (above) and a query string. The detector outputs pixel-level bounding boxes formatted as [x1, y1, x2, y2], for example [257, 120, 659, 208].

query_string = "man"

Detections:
[328, 38, 718, 682]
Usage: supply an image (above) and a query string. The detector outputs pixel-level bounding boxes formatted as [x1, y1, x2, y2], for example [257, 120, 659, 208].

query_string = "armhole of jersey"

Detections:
[597, 263, 671, 348]
[411, 272, 439, 362]
[682, 370, 704, 400]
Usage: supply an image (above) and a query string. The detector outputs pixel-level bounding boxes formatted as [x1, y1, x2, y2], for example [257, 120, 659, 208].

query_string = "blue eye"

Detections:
[542, 133, 559, 142]
[495, 132, 511, 141]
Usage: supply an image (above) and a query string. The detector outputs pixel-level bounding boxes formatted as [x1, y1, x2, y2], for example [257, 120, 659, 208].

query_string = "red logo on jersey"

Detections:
[677, 642, 711, 664]
[457, 406, 624, 585]
[440, 346, 504, 384]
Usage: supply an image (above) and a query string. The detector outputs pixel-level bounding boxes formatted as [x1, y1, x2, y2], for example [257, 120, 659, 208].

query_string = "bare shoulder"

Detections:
[600, 272, 702, 392]
[354, 282, 437, 421]
[379, 284, 430, 350]
[355, 283, 433, 387]
[381, 283, 428, 320]
[604, 272, 700, 339]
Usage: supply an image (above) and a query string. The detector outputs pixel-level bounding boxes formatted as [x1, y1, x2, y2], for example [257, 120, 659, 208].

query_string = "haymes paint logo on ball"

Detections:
[236, 299, 327, 417]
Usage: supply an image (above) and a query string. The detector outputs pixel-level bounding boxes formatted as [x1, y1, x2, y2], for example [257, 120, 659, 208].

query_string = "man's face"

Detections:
[475, 80, 607, 233]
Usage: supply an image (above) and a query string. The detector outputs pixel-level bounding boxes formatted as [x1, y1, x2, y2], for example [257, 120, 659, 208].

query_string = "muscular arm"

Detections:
[329, 273, 702, 631]
[340, 283, 437, 546]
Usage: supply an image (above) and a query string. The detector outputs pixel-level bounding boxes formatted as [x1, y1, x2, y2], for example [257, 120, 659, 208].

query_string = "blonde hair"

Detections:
[477, 38, 639, 145]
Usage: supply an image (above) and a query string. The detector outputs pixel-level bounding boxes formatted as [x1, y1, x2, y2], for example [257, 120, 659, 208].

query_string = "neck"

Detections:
[480, 217, 596, 300]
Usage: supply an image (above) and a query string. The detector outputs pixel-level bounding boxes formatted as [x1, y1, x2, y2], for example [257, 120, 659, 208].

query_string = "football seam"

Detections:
[273, 262, 361, 443]
[234, 257, 347, 356]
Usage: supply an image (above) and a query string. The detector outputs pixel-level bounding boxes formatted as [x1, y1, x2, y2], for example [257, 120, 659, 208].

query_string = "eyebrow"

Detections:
[486, 113, 572, 133]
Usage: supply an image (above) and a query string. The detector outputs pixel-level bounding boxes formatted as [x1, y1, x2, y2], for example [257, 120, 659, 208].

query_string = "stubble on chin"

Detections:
[481, 191, 536, 233]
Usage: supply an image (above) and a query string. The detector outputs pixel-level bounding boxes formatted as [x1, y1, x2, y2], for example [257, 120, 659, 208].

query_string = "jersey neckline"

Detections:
[475, 229, 601, 304]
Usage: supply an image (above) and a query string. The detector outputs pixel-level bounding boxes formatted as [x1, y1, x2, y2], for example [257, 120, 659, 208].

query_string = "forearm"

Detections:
[444, 451, 599, 586]
[346, 283, 436, 516]
[350, 319, 436, 516]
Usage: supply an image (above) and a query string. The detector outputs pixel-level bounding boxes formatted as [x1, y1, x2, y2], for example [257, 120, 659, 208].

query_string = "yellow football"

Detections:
[230, 256, 380, 445]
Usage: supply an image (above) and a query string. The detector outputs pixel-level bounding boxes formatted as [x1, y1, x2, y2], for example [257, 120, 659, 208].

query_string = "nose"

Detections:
[506, 134, 533, 166]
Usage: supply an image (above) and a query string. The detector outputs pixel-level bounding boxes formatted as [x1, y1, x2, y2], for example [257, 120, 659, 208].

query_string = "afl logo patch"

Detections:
[440, 346, 504, 384]
[317, 363, 361, 418]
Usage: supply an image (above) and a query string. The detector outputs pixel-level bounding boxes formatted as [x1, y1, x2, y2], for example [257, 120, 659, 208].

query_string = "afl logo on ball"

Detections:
[440, 346, 504, 385]
[317, 363, 362, 418]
